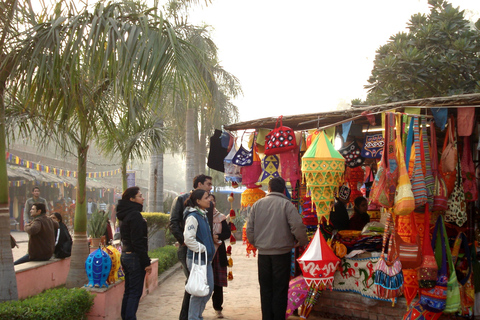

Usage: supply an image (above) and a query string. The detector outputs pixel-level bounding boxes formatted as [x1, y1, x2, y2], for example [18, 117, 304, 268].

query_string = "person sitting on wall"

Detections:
[348, 196, 370, 231]
[14, 203, 59, 265]
[329, 185, 351, 231]
[51, 212, 73, 258]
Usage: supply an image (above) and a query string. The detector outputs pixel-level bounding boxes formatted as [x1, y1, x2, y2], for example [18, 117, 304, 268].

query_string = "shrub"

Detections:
[0, 287, 94, 319]
[141, 212, 170, 240]
[149, 245, 178, 274]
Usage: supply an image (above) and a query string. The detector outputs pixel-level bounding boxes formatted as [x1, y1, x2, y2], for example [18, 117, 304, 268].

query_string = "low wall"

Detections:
[86, 258, 158, 320]
[15, 258, 71, 300]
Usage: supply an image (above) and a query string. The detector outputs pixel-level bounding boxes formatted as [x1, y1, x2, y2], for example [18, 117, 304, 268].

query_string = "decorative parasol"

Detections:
[297, 228, 341, 319]
[286, 275, 309, 318]
[301, 131, 345, 222]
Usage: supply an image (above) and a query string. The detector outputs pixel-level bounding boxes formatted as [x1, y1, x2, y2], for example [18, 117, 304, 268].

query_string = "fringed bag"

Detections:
[410, 117, 428, 208]
[430, 123, 448, 211]
[373, 211, 404, 302]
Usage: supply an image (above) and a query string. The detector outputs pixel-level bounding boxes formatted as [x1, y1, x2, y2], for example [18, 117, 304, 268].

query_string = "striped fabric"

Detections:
[411, 117, 427, 207]
[421, 118, 435, 209]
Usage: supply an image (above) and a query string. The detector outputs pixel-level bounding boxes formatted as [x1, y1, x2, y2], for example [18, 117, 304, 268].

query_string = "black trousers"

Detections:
[257, 252, 291, 320]
[178, 245, 190, 320]
[212, 284, 223, 311]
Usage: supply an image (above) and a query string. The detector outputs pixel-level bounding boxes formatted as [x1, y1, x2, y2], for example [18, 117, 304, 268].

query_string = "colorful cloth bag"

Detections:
[264, 116, 297, 155]
[418, 204, 438, 289]
[339, 140, 365, 168]
[361, 127, 384, 159]
[430, 123, 448, 211]
[419, 215, 448, 313]
[370, 113, 398, 208]
[373, 211, 404, 301]
[396, 212, 421, 269]
[451, 232, 474, 317]
[445, 157, 467, 227]
[394, 114, 415, 216]
[402, 301, 442, 320]
[439, 117, 457, 196]
[460, 136, 478, 202]
[421, 118, 435, 209]
[410, 117, 427, 208]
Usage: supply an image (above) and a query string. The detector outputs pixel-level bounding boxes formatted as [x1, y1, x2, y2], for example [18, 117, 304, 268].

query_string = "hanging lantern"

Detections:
[345, 166, 364, 203]
[301, 131, 345, 222]
[241, 186, 266, 208]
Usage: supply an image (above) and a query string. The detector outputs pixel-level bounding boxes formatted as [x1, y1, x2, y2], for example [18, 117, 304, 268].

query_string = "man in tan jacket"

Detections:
[14, 203, 58, 265]
[246, 177, 308, 320]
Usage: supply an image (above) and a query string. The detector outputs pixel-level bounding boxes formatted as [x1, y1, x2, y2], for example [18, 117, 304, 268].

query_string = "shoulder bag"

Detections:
[264, 116, 297, 155]
[395, 212, 421, 269]
[451, 232, 474, 317]
[185, 244, 210, 297]
[460, 136, 478, 202]
[440, 117, 457, 196]
[361, 125, 384, 159]
[373, 211, 404, 302]
[430, 122, 448, 211]
[445, 154, 467, 227]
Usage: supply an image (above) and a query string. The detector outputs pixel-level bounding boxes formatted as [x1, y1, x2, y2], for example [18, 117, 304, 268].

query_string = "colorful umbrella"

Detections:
[301, 131, 345, 222]
[286, 275, 309, 318]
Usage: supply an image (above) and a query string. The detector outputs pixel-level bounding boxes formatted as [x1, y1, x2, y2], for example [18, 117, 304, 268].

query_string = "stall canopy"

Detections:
[223, 93, 480, 132]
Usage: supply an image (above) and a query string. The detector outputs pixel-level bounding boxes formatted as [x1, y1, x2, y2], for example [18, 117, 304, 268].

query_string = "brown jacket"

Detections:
[25, 214, 59, 261]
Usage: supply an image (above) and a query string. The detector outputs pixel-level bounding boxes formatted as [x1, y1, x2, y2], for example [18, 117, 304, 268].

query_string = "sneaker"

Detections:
[215, 310, 224, 318]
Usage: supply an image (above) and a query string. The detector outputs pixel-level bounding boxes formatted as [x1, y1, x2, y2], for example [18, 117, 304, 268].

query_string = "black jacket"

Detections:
[169, 191, 214, 245]
[54, 221, 72, 258]
[116, 200, 151, 269]
[216, 220, 231, 268]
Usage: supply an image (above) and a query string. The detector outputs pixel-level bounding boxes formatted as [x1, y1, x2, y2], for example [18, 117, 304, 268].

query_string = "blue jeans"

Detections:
[187, 257, 213, 320]
[121, 252, 146, 320]
[178, 245, 190, 320]
[14, 254, 30, 265]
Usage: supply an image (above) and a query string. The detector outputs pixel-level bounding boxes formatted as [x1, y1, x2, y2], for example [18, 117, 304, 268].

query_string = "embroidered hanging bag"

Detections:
[361, 126, 384, 159]
[419, 215, 448, 313]
[460, 136, 478, 202]
[410, 117, 428, 208]
[370, 112, 398, 208]
[373, 211, 404, 302]
[443, 216, 461, 314]
[418, 204, 438, 289]
[396, 212, 422, 269]
[394, 114, 415, 216]
[430, 123, 448, 211]
[264, 116, 297, 155]
[439, 117, 457, 196]
[339, 140, 365, 168]
[445, 154, 467, 227]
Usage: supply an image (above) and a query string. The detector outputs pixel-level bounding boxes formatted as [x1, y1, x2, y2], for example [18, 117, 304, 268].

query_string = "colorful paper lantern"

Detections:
[301, 131, 345, 222]
[241, 186, 266, 208]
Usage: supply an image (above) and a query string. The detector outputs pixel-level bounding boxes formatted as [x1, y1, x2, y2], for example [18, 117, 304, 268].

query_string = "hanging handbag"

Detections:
[185, 244, 210, 297]
[460, 136, 478, 202]
[373, 211, 404, 301]
[418, 204, 438, 289]
[419, 215, 448, 313]
[421, 118, 435, 209]
[451, 232, 474, 317]
[361, 126, 384, 159]
[370, 113, 398, 208]
[396, 212, 422, 269]
[394, 114, 415, 216]
[410, 117, 427, 208]
[440, 117, 457, 195]
[445, 155, 467, 227]
[339, 140, 365, 168]
[430, 123, 448, 211]
[232, 132, 254, 166]
[443, 219, 461, 314]
[264, 116, 297, 155]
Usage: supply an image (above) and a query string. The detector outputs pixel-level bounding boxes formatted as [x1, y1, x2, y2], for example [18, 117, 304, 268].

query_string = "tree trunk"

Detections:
[121, 160, 128, 191]
[185, 108, 195, 191]
[148, 152, 164, 212]
[0, 83, 18, 301]
[65, 144, 89, 288]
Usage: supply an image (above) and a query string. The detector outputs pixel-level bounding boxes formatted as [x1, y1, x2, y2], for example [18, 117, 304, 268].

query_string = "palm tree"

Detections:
[9, 1, 208, 287]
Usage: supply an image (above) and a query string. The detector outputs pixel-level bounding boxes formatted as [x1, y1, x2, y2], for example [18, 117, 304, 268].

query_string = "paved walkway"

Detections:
[137, 241, 330, 320]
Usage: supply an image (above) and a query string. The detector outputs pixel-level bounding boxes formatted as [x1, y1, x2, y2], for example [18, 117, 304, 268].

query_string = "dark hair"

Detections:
[185, 189, 208, 208]
[32, 186, 40, 192]
[354, 196, 368, 207]
[193, 174, 212, 189]
[209, 194, 216, 201]
[268, 177, 286, 193]
[122, 187, 140, 201]
[33, 203, 46, 214]
[53, 212, 62, 222]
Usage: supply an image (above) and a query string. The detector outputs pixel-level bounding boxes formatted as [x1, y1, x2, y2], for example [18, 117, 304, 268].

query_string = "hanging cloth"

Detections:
[258, 155, 280, 184]
[460, 136, 478, 202]
[457, 108, 475, 137]
[420, 118, 435, 209]
[224, 145, 242, 183]
[207, 129, 229, 172]
[279, 148, 301, 187]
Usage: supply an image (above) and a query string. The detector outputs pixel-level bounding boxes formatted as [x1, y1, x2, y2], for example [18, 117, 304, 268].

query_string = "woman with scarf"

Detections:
[209, 194, 231, 318]
[183, 189, 215, 320]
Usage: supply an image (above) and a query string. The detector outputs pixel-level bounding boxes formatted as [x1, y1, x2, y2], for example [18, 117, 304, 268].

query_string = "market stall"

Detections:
[213, 93, 480, 319]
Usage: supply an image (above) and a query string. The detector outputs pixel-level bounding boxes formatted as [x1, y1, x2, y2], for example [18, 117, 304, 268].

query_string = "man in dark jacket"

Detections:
[169, 174, 213, 320]
[15, 203, 58, 265]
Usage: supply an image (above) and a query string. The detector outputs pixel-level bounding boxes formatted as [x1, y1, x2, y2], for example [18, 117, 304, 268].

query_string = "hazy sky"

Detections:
[188, 0, 480, 122]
